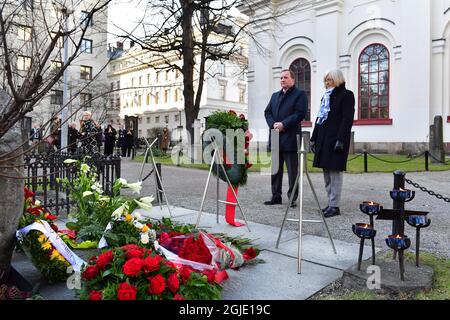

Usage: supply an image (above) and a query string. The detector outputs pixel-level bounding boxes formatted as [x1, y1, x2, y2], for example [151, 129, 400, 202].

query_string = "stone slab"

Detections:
[221, 250, 343, 300]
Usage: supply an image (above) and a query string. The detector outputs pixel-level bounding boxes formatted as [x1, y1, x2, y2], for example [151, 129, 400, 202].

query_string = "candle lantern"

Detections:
[352, 223, 377, 270]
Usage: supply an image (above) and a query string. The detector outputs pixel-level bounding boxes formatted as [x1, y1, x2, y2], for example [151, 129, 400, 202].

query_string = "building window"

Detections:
[116, 81, 120, 89]
[165, 115, 169, 123]
[138, 117, 142, 124]
[146, 129, 151, 137]
[155, 116, 160, 123]
[131, 78, 135, 87]
[80, 65, 92, 80]
[51, 60, 63, 73]
[359, 44, 390, 120]
[80, 92, 92, 109]
[146, 117, 151, 124]
[110, 98, 114, 108]
[50, 90, 63, 105]
[18, 25, 32, 41]
[156, 71, 160, 83]
[155, 92, 160, 104]
[139, 76, 142, 86]
[239, 88, 245, 104]
[81, 39, 93, 53]
[174, 114, 179, 122]
[17, 55, 32, 71]
[219, 85, 226, 100]
[164, 89, 169, 103]
[165, 70, 170, 81]
[81, 11, 93, 27]
[116, 97, 120, 107]
[147, 74, 151, 84]
[218, 63, 225, 76]
[146, 93, 151, 105]
[290, 58, 311, 121]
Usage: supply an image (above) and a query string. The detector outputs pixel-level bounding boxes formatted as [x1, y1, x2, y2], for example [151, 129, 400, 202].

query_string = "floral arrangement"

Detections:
[16, 188, 71, 283]
[205, 110, 252, 186]
[77, 244, 222, 300]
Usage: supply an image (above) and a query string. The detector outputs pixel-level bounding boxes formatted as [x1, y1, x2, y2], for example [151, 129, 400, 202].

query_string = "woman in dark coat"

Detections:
[124, 128, 134, 157]
[310, 69, 355, 218]
[104, 124, 117, 156]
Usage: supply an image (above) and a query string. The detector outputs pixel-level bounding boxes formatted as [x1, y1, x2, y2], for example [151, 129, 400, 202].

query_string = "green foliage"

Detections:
[77, 222, 105, 242]
[179, 272, 222, 300]
[103, 221, 145, 248]
[206, 110, 248, 133]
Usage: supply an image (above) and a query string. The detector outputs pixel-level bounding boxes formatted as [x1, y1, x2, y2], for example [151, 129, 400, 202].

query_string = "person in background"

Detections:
[124, 127, 134, 158]
[80, 111, 98, 155]
[95, 122, 103, 153]
[29, 123, 42, 149]
[68, 123, 80, 155]
[310, 69, 355, 218]
[104, 124, 117, 156]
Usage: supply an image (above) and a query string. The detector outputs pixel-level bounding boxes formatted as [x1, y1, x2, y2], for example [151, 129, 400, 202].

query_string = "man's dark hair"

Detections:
[281, 69, 295, 80]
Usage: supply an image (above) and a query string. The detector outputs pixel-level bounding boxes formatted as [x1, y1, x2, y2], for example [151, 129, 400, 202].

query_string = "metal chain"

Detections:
[405, 178, 450, 203]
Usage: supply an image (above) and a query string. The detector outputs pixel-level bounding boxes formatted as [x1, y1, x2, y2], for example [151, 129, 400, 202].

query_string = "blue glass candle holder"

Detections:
[359, 201, 381, 215]
[385, 234, 411, 250]
[352, 223, 376, 239]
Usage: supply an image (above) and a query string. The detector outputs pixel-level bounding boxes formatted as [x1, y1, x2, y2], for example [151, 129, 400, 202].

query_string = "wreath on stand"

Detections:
[204, 110, 252, 187]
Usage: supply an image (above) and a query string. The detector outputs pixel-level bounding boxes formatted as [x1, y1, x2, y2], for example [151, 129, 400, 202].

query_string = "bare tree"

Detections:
[0, 0, 111, 284]
[116, 0, 304, 145]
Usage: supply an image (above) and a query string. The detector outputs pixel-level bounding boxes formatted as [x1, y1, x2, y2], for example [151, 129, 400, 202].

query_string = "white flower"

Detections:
[127, 181, 142, 194]
[149, 229, 156, 240]
[91, 182, 104, 194]
[82, 191, 93, 197]
[99, 196, 110, 202]
[117, 178, 128, 185]
[80, 163, 90, 173]
[132, 211, 142, 220]
[34, 200, 41, 206]
[134, 195, 154, 211]
[63, 159, 77, 164]
[141, 233, 150, 245]
[111, 203, 127, 220]
[153, 240, 160, 250]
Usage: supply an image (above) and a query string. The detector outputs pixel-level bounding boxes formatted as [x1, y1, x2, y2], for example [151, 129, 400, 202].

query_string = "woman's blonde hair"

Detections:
[323, 69, 345, 88]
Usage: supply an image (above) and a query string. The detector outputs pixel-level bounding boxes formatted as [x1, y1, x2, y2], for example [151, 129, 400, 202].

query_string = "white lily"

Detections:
[80, 163, 90, 173]
[117, 178, 128, 185]
[132, 211, 142, 220]
[127, 181, 142, 194]
[135, 195, 154, 211]
[133, 221, 144, 230]
[82, 191, 93, 197]
[63, 159, 77, 164]
[141, 233, 150, 245]
[111, 203, 127, 220]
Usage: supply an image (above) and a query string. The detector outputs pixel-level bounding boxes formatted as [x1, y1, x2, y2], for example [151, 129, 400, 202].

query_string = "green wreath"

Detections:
[204, 110, 251, 187]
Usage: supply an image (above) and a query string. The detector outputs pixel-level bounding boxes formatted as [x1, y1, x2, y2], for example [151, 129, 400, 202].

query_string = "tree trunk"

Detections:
[181, 0, 198, 146]
[0, 122, 24, 284]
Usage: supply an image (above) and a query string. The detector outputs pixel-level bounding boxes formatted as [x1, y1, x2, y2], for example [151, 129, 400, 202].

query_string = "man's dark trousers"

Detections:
[271, 150, 298, 202]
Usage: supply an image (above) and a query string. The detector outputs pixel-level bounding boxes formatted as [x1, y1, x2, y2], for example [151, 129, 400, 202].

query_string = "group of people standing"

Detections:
[30, 111, 136, 157]
[264, 68, 355, 218]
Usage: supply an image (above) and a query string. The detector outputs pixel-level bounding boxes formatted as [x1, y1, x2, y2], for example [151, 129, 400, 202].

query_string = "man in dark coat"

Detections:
[104, 124, 117, 156]
[264, 69, 308, 207]
[68, 123, 80, 154]
[311, 69, 355, 218]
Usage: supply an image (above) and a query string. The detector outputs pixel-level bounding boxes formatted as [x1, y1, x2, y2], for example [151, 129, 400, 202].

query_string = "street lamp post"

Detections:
[60, 7, 73, 151]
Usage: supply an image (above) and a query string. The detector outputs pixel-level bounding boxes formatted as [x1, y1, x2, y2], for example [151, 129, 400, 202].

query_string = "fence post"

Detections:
[364, 151, 368, 173]
[425, 151, 429, 171]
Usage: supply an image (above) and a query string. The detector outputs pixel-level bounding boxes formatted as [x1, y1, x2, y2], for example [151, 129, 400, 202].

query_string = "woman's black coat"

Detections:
[311, 83, 355, 171]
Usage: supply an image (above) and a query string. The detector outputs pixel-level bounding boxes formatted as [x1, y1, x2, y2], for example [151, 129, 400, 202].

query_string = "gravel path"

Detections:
[121, 158, 450, 258]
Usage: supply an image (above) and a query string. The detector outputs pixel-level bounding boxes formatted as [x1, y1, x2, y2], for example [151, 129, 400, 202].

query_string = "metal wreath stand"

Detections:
[139, 137, 173, 217]
[276, 135, 337, 273]
[195, 136, 251, 232]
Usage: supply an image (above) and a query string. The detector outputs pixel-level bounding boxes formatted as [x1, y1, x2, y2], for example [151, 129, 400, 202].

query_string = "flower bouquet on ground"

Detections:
[16, 188, 85, 283]
[77, 244, 222, 300]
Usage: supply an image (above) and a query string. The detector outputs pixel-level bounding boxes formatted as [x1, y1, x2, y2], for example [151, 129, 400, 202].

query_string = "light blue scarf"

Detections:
[316, 87, 334, 125]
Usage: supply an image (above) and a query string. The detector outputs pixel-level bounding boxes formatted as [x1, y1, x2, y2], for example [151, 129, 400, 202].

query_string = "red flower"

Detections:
[122, 257, 143, 277]
[159, 232, 170, 244]
[96, 250, 114, 269]
[142, 255, 162, 273]
[126, 248, 145, 260]
[180, 265, 194, 284]
[202, 269, 217, 283]
[45, 213, 58, 221]
[24, 187, 35, 199]
[167, 273, 180, 293]
[169, 231, 184, 237]
[89, 290, 103, 300]
[121, 244, 141, 252]
[60, 229, 77, 239]
[228, 110, 237, 116]
[148, 274, 166, 295]
[243, 247, 257, 261]
[82, 265, 100, 280]
[239, 113, 246, 120]
[117, 282, 137, 300]
[50, 223, 59, 233]
[178, 235, 212, 265]
[173, 294, 185, 300]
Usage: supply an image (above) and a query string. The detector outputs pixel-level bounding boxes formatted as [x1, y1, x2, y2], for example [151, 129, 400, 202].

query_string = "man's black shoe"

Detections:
[324, 207, 340, 218]
[264, 199, 282, 205]
[322, 206, 329, 213]
[290, 202, 297, 208]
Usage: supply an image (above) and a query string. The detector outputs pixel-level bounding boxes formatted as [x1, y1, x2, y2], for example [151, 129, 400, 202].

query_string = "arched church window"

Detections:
[358, 44, 390, 120]
[290, 58, 311, 121]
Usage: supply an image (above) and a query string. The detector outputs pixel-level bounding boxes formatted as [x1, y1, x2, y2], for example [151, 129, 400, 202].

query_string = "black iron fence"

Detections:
[24, 152, 121, 216]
